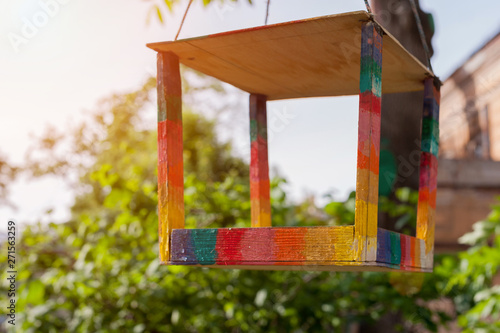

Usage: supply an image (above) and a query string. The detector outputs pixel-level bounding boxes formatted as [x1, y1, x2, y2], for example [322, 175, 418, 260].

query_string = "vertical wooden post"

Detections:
[157, 52, 184, 263]
[417, 77, 440, 265]
[249, 94, 272, 227]
[354, 21, 383, 262]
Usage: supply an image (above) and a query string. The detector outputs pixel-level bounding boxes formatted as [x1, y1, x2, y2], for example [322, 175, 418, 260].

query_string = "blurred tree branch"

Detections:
[0, 152, 19, 208]
[144, 0, 252, 24]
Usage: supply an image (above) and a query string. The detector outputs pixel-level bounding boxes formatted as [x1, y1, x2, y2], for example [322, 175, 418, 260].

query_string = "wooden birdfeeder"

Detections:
[147, 11, 440, 272]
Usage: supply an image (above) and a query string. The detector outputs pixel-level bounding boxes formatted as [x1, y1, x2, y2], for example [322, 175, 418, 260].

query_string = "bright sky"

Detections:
[1, 0, 500, 225]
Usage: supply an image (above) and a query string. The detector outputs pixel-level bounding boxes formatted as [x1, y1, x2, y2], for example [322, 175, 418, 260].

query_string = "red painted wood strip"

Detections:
[216, 228, 245, 265]
[400, 234, 413, 267]
[240, 228, 275, 264]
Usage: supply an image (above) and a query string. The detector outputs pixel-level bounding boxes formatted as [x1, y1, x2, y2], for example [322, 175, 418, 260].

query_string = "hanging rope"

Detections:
[363, 0, 372, 14]
[408, 0, 433, 72]
[265, 0, 271, 25]
[175, 0, 194, 41]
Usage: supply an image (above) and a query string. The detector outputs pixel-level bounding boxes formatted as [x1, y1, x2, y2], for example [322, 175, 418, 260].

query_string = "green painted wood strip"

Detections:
[389, 232, 401, 265]
[359, 58, 382, 95]
[191, 229, 218, 265]
[421, 118, 439, 156]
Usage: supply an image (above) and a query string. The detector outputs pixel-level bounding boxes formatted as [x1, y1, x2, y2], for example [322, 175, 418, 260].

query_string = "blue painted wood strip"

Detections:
[376, 228, 391, 263]
[171, 229, 196, 264]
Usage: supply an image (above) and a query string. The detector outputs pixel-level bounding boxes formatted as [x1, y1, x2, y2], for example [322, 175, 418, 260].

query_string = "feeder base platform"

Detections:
[167, 226, 432, 272]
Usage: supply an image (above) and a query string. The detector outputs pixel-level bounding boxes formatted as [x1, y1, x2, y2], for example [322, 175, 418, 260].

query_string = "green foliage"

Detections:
[324, 191, 356, 226]
[0, 152, 19, 207]
[379, 187, 419, 234]
[445, 199, 500, 332]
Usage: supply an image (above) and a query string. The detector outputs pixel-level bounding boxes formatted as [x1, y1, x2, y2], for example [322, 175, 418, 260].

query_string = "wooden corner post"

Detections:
[417, 78, 440, 266]
[249, 94, 272, 227]
[355, 21, 383, 262]
[157, 52, 184, 263]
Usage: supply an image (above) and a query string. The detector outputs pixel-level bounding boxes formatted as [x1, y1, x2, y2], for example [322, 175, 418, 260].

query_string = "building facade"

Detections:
[436, 31, 500, 251]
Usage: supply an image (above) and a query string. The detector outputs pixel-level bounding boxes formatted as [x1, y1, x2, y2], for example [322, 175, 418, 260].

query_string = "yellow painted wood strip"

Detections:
[304, 226, 355, 263]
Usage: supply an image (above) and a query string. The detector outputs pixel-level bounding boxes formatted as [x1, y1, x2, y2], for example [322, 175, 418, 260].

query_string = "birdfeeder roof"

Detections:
[147, 11, 434, 101]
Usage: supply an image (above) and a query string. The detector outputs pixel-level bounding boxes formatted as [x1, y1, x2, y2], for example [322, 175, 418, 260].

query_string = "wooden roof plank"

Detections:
[147, 11, 434, 100]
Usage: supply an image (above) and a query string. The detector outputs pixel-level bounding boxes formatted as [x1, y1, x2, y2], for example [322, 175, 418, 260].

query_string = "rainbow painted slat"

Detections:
[169, 226, 431, 272]
[250, 94, 272, 227]
[157, 52, 185, 263]
[417, 78, 440, 267]
[171, 226, 355, 266]
[354, 21, 383, 263]
[376, 228, 426, 271]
